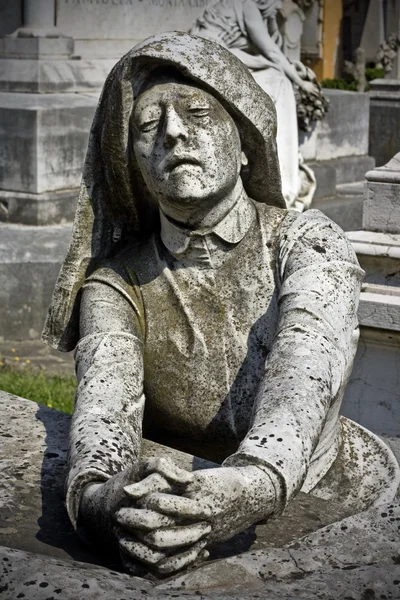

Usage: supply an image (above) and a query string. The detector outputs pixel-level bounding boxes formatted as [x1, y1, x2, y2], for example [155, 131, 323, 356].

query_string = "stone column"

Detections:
[11, 0, 63, 38]
[360, 0, 385, 64]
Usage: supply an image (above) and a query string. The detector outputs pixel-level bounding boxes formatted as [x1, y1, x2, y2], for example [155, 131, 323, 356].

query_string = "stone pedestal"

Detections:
[299, 88, 375, 231]
[0, 0, 109, 228]
[344, 153, 400, 436]
[369, 79, 400, 168]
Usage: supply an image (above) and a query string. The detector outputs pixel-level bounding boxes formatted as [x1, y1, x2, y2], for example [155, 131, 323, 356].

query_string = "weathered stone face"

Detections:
[131, 81, 242, 222]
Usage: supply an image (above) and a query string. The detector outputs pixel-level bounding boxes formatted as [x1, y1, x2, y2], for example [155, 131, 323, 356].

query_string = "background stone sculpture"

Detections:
[190, 0, 328, 211]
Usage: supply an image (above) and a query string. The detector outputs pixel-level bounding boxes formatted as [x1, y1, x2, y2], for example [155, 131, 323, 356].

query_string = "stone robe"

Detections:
[66, 195, 399, 526]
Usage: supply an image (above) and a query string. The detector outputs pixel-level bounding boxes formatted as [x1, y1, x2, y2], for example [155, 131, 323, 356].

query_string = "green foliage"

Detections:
[321, 78, 358, 91]
[0, 365, 76, 414]
[365, 67, 385, 82]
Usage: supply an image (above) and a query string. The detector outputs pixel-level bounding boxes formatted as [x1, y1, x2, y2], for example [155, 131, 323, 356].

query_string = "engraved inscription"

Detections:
[63, 0, 135, 5]
[152, 0, 209, 6]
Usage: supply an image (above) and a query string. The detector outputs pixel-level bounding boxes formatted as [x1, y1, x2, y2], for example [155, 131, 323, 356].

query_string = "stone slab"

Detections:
[0, 392, 353, 565]
[363, 181, 400, 233]
[369, 97, 400, 168]
[369, 79, 400, 93]
[1, 391, 399, 599]
[0, 58, 115, 93]
[358, 285, 400, 332]
[315, 89, 370, 161]
[0, 92, 97, 194]
[0, 36, 74, 58]
[343, 326, 400, 437]
[56, 0, 211, 44]
[0, 223, 72, 340]
[313, 182, 364, 231]
[161, 504, 400, 594]
[0, 188, 79, 225]
[348, 229, 400, 287]
[299, 89, 370, 162]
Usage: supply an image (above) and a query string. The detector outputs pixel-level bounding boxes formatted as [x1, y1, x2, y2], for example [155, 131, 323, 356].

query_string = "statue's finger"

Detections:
[139, 492, 212, 519]
[136, 521, 212, 549]
[141, 457, 194, 485]
[114, 507, 177, 531]
[119, 535, 167, 566]
[156, 540, 208, 575]
[123, 473, 173, 499]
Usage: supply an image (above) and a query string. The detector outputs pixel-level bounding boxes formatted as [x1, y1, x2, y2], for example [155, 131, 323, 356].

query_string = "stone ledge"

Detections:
[358, 285, 400, 331]
[0, 92, 97, 195]
[0, 392, 399, 599]
[0, 188, 78, 225]
[0, 57, 116, 93]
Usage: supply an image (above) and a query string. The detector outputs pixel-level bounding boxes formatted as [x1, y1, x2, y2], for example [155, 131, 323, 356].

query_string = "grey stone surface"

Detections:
[333, 155, 376, 185]
[363, 154, 400, 234]
[0, 57, 116, 93]
[307, 160, 336, 200]
[0, 36, 74, 58]
[0, 223, 71, 340]
[348, 229, 400, 286]
[315, 89, 370, 161]
[308, 153, 375, 203]
[0, 393, 353, 562]
[0, 92, 96, 194]
[161, 504, 400, 594]
[369, 90, 400, 168]
[0, 188, 78, 225]
[313, 182, 364, 231]
[55, 0, 212, 49]
[1, 391, 399, 600]
[299, 89, 370, 161]
[343, 326, 400, 436]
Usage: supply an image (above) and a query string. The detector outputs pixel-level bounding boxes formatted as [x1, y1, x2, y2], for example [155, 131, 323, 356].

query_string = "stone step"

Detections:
[347, 229, 400, 286]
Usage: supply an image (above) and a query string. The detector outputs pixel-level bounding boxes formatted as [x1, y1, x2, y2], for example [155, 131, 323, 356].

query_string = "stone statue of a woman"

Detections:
[42, 32, 399, 578]
[191, 0, 327, 210]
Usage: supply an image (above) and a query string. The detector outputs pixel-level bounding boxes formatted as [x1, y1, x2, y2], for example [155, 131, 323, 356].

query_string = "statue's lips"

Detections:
[166, 156, 202, 172]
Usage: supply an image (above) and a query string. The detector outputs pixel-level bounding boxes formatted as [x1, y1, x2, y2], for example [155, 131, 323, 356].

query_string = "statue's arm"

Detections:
[242, 0, 314, 91]
[225, 210, 364, 511]
[66, 275, 145, 536]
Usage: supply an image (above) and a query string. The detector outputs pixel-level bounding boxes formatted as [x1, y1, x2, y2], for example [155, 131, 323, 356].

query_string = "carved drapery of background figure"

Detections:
[191, 0, 328, 211]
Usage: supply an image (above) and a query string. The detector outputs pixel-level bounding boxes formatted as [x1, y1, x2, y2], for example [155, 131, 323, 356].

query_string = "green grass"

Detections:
[0, 365, 76, 414]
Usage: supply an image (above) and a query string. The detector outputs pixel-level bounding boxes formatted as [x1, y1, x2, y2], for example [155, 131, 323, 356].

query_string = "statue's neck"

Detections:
[159, 178, 245, 231]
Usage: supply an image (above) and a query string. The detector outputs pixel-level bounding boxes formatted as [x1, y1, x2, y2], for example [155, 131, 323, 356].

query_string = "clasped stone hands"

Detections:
[80, 457, 276, 576]
[115, 457, 276, 575]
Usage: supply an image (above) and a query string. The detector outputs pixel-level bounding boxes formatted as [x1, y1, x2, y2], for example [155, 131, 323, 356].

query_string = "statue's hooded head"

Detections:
[42, 31, 285, 351]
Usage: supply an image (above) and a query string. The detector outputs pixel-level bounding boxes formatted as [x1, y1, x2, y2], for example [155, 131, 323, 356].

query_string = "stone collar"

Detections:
[160, 193, 256, 259]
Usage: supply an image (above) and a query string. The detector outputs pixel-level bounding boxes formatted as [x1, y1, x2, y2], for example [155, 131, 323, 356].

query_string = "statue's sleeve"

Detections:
[224, 209, 364, 511]
[65, 266, 145, 527]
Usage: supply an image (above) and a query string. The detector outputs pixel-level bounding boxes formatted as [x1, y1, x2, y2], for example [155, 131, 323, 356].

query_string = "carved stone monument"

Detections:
[35, 31, 400, 578]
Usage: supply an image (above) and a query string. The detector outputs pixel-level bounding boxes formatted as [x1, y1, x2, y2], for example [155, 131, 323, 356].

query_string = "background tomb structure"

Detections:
[344, 151, 400, 447]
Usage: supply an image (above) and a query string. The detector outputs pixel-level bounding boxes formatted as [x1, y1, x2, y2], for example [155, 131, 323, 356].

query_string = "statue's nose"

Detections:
[163, 107, 189, 146]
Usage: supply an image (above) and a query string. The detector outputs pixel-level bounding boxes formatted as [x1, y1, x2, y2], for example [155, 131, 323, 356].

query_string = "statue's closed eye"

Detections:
[138, 118, 160, 133]
[187, 107, 211, 118]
